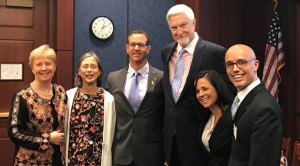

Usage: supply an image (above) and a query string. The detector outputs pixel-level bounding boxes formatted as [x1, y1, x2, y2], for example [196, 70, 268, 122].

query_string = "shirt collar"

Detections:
[128, 62, 149, 77]
[237, 78, 261, 103]
[177, 32, 199, 55]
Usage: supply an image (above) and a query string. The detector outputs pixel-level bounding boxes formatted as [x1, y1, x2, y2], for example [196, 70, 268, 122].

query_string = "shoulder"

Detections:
[53, 84, 66, 92]
[14, 84, 31, 98]
[149, 65, 163, 76]
[197, 38, 226, 53]
[104, 89, 114, 101]
[66, 87, 78, 96]
[161, 42, 176, 54]
[108, 68, 126, 79]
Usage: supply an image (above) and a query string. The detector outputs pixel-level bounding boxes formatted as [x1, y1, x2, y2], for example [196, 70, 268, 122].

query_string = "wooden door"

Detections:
[0, 0, 54, 165]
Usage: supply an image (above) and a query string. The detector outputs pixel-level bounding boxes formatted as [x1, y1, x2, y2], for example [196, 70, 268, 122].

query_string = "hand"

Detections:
[280, 150, 287, 166]
[164, 161, 168, 166]
[49, 130, 64, 145]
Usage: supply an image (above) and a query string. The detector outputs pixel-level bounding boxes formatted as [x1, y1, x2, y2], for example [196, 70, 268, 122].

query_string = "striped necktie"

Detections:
[172, 49, 185, 102]
[231, 96, 240, 118]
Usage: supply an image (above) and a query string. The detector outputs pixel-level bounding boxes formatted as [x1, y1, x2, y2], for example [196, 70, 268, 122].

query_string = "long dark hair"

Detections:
[194, 70, 234, 109]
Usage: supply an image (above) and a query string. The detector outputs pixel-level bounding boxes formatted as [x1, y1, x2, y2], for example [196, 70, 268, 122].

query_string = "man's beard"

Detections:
[177, 36, 190, 47]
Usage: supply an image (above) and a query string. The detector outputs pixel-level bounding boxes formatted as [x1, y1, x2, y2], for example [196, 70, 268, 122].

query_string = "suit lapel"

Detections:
[178, 38, 206, 101]
[209, 108, 231, 148]
[164, 43, 177, 103]
[137, 65, 159, 113]
[116, 68, 128, 92]
[147, 65, 159, 92]
[116, 68, 136, 115]
[233, 84, 265, 124]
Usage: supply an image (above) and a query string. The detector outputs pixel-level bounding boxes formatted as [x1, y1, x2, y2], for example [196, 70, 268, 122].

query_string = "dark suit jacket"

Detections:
[199, 106, 232, 166]
[107, 65, 164, 166]
[228, 83, 282, 166]
[161, 37, 234, 166]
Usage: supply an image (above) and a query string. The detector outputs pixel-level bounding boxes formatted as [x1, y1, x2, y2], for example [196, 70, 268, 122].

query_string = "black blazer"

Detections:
[199, 106, 232, 166]
[107, 65, 164, 166]
[161, 37, 233, 166]
[228, 83, 282, 166]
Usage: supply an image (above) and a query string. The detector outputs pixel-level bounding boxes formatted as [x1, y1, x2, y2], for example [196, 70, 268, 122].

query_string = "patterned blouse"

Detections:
[68, 88, 105, 165]
[7, 84, 67, 166]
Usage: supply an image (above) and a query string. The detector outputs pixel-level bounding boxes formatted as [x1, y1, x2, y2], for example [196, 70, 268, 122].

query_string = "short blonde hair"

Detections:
[29, 44, 56, 67]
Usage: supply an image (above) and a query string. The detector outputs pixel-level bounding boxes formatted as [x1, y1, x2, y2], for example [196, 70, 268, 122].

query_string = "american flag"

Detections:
[262, 10, 285, 101]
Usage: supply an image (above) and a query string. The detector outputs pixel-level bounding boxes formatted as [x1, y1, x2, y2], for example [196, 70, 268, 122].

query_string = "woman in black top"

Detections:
[194, 70, 233, 166]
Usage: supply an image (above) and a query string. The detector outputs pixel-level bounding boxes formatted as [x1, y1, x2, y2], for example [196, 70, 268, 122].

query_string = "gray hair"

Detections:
[166, 4, 195, 22]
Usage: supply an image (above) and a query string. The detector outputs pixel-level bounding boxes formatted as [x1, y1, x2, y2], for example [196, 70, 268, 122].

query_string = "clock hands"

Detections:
[101, 20, 109, 29]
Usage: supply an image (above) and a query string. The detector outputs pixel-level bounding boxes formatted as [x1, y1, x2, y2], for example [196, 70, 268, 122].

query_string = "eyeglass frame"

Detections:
[225, 58, 256, 69]
[127, 42, 149, 49]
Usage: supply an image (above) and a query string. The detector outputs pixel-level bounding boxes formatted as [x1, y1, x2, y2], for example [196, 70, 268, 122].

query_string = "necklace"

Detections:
[31, 82, 53, 97]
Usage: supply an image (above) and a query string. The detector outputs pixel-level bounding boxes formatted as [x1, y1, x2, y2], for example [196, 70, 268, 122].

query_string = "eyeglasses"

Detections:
[225, 59, 256, 69]
[128, 43, 148, 49]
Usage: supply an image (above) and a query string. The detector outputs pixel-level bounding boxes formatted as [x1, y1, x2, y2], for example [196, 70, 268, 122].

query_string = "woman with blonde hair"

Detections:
[8, 44, 67, 165]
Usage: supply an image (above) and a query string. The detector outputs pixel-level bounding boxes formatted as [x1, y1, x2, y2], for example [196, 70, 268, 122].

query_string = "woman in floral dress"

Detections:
[7, 44, 67, 166]
[64, 52, 116, 166]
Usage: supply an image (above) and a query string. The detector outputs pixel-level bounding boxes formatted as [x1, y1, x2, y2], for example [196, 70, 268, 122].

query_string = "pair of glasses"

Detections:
[128, 43, 148, 49]
[225, 59, 256, 69]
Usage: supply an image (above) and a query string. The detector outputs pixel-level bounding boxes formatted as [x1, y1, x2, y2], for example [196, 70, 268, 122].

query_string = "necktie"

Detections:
[172, 49, 185, 102]
[129, 72, 140, 112]
[231, 96, 240, 118]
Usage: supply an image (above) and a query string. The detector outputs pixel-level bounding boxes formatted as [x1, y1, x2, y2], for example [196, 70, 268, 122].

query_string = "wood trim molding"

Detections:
[0, 112, 9, 118]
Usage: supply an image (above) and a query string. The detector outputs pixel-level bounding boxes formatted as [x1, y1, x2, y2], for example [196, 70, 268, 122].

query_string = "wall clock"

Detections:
[90, 16, 114, 40]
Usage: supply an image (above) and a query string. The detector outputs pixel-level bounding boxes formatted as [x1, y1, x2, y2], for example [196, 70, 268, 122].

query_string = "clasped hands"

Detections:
[49, 130, 65, 145]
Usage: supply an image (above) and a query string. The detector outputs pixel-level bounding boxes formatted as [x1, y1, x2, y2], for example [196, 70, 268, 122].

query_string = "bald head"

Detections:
[225, 44, 256, 60]
[225, 44, 259, 91]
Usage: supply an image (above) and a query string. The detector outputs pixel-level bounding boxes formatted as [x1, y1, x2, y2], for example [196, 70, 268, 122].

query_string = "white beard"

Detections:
[177, 37, 190, 47]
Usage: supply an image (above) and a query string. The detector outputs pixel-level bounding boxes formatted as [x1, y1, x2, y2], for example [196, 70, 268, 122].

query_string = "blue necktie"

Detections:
[231, 96, 240, 118]
[129, 72, 140, 112]
[172, 49, 185, 102]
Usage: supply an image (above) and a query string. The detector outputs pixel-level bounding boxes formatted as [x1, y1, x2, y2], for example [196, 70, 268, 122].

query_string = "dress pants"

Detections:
[169, 136, 183, 166]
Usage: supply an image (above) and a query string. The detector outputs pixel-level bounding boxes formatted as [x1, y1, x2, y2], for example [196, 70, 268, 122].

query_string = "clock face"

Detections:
[90, 16, 114, 40]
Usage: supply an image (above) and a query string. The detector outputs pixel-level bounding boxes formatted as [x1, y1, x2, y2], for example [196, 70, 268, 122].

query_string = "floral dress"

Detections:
[68, 88, 105, 165]
[7, 84, 67, 166]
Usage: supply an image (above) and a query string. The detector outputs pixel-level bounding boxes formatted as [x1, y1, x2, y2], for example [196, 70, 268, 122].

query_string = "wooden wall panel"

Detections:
[0, 0, 6, 5]
[57, 0, 73, 51]
[0, 120, 14, 166]
[55, 51, 74, 90]
[0, 41, 33, 112]
[0, 27, 34, 40]
[242, 1, 273, 77]
[220, 0, 242, 48]
[56, 0, 74, 89]
[33, 0, 48, 46]
[0, 8, 33, 26]
[0, 0, 53, 164]
[295, 4, 300, 140]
